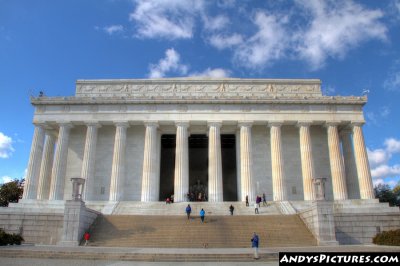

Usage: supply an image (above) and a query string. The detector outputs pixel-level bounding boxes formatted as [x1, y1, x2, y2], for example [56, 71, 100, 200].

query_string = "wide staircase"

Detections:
[88, 214, 317, 248]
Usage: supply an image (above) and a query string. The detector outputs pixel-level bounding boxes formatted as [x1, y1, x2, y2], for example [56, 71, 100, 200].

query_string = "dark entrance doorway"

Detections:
[159, 135, 175, 201]
[158, 133, 238, 202]
[221, 134, 238, 201]
[188, 135, 208, 201]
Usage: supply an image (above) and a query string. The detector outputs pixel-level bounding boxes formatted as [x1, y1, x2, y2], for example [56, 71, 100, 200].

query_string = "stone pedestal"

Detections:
[299, 201, 339, 246]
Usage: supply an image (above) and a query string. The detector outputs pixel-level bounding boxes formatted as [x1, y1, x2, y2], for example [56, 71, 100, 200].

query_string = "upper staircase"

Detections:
[88, 214, 317, 248]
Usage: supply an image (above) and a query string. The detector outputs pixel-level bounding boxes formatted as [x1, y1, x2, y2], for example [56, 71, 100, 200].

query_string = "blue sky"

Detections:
[0, 0, 399, 188]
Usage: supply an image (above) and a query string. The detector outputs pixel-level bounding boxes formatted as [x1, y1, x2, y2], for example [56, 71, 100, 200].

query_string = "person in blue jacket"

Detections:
[200, 208, 205, 223]
[251, 232, 259, 259]
[185, 204, 192, 220]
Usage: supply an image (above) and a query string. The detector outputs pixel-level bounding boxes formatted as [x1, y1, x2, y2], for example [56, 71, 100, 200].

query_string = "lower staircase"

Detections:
[88, 215, 317, 248]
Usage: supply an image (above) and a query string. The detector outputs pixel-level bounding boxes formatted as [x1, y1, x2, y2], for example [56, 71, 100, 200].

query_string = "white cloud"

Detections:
[148, 48, 230, 78]
[208, 33, 243, 50]
[0, 176, 13, 184]
[373, 178, 398, 188]
[371, 165, 400, 179]
[203, 15, 230, 31]
[367, 148, 389, 168]
[383, 71, 400, 91]
[130, 0, 205, 39]
[234, 11, 288, 68]
[368, 138, 400, 183]
[103, 25, 124, 35]
[385, 138, 400, 153]
[0, 132, 14, 159]
[366, 106, 391, 125]
[148, 48, 188, 78]
[190, 68, 231, 78]
[295, 0, 387, 69]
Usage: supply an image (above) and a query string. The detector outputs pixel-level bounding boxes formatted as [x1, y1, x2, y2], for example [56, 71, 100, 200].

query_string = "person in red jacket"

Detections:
[84, 232, 90, 246]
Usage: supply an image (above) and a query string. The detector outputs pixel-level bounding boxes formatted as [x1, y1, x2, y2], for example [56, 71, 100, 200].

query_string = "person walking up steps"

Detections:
[251, 232, 260, 259]
[186, 204, 192, 220]
[229, 204, 234, 215]
[200, 208, 205, 223]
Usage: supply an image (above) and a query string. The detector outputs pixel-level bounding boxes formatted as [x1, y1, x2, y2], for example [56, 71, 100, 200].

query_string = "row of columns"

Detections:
[23, 121, 374, 202]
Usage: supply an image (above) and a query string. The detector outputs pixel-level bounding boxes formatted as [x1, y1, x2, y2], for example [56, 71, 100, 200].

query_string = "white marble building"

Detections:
[22, 78, 374, 205]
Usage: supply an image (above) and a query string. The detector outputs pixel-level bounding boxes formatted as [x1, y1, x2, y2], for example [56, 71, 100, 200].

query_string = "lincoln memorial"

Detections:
[22, 78, 374, 204]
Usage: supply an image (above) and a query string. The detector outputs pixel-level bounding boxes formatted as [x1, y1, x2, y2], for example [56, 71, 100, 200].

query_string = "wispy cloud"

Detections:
[295, 0, 387, 69]
[190, 68, 230, 78]
[368, 138, 400, 185]
[366, 106, 391, 125]
[130, 0, 204, 39]
[384, 71, 400, 91]
[103, 25, 124, 35]
[208, 33, 243, 50]
[127, 0, 387, 70]
[148, 48, 189, 78]
[0, 132, 14, 159]
[234, 11, 289, 68]
[148, 48, 230, 78]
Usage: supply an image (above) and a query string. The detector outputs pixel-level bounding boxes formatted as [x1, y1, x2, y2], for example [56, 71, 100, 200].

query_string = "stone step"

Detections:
[88, 214, 317, 248]
[0, 249, 278, 262]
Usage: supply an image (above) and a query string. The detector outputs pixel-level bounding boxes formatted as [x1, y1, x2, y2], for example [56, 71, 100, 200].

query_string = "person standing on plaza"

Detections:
[245, 195, 249, 207]
[262, 193, 267, 206]
[229, 204, 234, 215]
[186, 204, 192, 220]
[254, 202, 259, 214]
[256, 195, 261, 208]
[200, 208, 205, 223]
[251, 232, 260, 259]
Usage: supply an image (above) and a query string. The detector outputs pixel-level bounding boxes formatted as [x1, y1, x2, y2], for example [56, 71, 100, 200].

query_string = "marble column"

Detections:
[208, 121, 223, 202]
[141, 121, 159, 202]
[326, 123, 348, 200]
[174, 121, 189, 202]
[49, 122, 73, 200]
[239, 122, 254, 202]
[298, 122, 316, 201]
[37, 131, 56, 200]
[109, 122, 129, 201]
[23, 124, 45, 200]
[81, 122, 101, 201]
[340, 128, 359, 199]
[352, 123, 374, 199]
[269, 122, 287, 201]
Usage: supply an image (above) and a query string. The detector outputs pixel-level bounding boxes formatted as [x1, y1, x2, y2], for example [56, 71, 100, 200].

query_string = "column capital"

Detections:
[32, 121, 46, 128]
[144, 121, 159, 128]
[57, 121, 74, 129]
[175, 121, 190, 128]
[268, 121, 284, 127]
[207, 121, 222, 128]
[324, 121, 341, 128]
[114, 121, 129, 128]
[84, 121, 102, 128]
[350, 121, 365, 127]
[296, 121, 313, 128]
[238, 121, 253, 128]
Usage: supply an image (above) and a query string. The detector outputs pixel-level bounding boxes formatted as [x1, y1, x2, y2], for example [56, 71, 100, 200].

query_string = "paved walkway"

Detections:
[1, 244, 400, 266]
